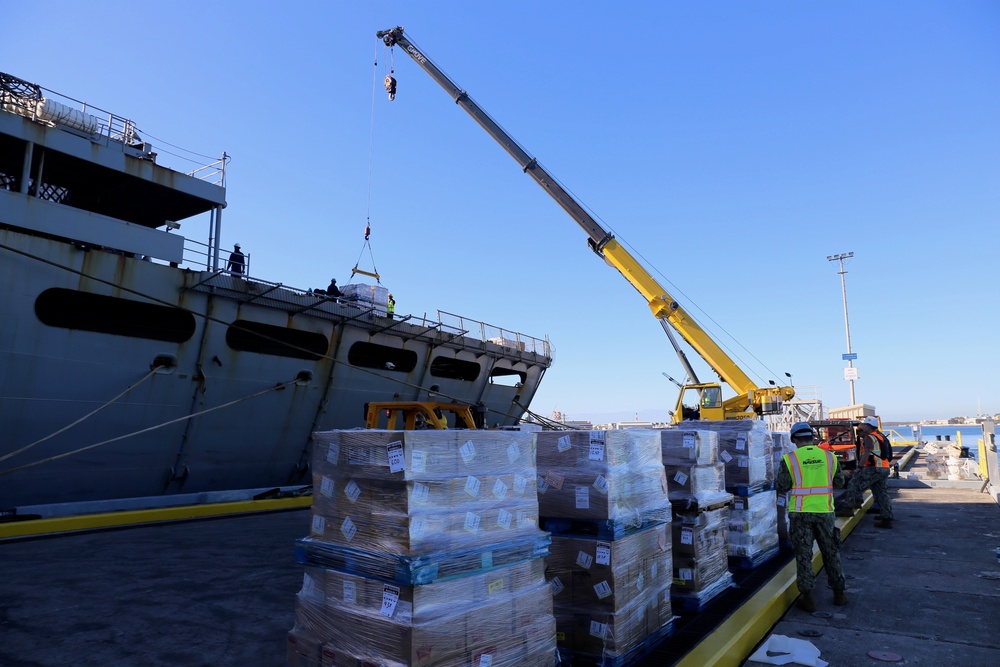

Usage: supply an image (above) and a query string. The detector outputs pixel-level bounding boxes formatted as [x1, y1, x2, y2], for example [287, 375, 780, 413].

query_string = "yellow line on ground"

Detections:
[0, 496, 312, 540]
[675, 493, 873, 667]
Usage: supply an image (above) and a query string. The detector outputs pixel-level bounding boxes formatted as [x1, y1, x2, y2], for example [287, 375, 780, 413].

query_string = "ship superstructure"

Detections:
[0, 71, 552, 509]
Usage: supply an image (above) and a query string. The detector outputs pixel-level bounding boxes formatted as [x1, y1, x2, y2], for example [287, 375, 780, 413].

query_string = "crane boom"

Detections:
[377, 26, 794, 420]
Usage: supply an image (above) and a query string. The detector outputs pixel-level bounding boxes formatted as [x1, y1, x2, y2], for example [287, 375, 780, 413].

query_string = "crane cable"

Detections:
[352, 38, 384, 284]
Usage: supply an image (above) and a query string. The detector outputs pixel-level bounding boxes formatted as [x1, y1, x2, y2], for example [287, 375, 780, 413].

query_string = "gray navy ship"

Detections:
[0, 70, 552, 512]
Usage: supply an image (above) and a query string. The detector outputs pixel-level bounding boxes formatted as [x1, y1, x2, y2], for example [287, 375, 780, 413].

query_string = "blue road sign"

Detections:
[842, 353, 857, 360]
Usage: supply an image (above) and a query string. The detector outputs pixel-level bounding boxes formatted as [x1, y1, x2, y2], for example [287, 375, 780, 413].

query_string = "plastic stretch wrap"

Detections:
[339, 282, 389, 308]
[728, 491, 778, 558]
[295, 532, 551, 586]
[664, 462, 732, 509]
[694, 420, 775, 491]
[546, 522, 671, 614]
[311, 430, 540, 555]
[535, 430, 670, 523]
[672, 507, 729, 558]
[672, 547, 732, 594]
[671, 567, 734, 608]
[289, 559, 556, 667]
[660, 429, 719, 466]
[553, 584, 672, 659]
[775, 493, 790, 542]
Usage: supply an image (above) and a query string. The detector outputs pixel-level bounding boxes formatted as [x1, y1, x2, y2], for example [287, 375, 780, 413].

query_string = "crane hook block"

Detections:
[384, 75, 397, 101]
[364, 224, 371, 241]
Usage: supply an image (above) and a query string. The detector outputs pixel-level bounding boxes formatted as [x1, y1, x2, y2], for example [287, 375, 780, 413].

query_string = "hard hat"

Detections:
[388, 293, 393, 298]
[789, 422, 814, 439]
[234, 243, 240, 248]
[861, 416, 879, 429]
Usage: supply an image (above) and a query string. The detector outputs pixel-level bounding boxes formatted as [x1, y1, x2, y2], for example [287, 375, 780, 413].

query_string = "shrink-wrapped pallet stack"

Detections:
[694, 421, 780, 569]
[535, 430, 674, 664]
[288, 430, 556, 666]
[661, 429, 734, 610]
[770, 431, 795, 548]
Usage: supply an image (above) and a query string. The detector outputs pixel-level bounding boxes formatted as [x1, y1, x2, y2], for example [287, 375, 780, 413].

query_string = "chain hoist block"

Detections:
[384, 75, 397, 101]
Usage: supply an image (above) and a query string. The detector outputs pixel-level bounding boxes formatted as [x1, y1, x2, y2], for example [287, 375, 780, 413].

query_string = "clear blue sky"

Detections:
[6, 2, 998, 423]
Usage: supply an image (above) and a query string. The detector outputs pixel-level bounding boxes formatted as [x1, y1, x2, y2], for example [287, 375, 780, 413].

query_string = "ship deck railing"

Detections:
[184, 271, 551, 360]
[1, 72, 226, 186]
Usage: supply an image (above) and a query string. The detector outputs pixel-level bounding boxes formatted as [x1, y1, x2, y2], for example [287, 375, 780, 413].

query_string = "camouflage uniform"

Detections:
[844, 465, 893, 521]
[844, 431, 894, 521]
[776, 457, 846, 594]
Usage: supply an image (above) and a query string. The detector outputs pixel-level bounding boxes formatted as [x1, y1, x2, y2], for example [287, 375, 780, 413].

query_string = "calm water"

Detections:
[888, 423, 990, 461]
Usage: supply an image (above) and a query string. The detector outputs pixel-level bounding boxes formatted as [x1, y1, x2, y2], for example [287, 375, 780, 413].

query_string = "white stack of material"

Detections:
[660, 429, 733, 511]
[534, 430, 671, 528]
[671, 507, 734, 608]
[289, 429, 557, 667]
[728, 490, 779, 563]
[340, 282, 389, 308]
[693, 420, 775, 494]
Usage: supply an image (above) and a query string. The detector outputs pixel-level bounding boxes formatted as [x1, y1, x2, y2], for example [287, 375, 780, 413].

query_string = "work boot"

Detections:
[833, 589, 848, 606]
[796, 590, 816, 612]
[874, 518, 893, 529]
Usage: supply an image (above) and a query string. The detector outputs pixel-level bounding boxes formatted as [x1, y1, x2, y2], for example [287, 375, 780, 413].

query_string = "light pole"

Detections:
[827, 252, 856, 405]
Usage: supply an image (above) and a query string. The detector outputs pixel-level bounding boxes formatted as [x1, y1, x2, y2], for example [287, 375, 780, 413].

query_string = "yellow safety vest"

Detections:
[388, 299, 395, 315]
[783, 446, 837, 513]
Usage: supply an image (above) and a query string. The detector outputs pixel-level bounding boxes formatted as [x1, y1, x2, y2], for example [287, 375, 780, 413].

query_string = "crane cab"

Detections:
[673, 383, 725, 423]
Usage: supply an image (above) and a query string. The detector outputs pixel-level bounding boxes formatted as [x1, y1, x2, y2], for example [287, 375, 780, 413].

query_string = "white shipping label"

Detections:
[682, 433, 695, 448]
[596, 542, 611, 566]
[325, 443, 340, 464]
[496, 508, 513, 530]
[681, 527, 694, 545]
[492, 478, 508, 500]
[344, 480, 361, 504]
[302, 574, 316, 596]
[478, 654, 493, 667]
[507, 443, 521, 463]
[550, 577, 565, 595]
[341, 517, 356, 542]
[735, 499, 745, 510]
[380, 584, 400, 618]
[557, 435, 573, 452]
[386, 441, 405, 473]
[589, 621, 608, 639]
[320, 476, 335, 497]
[593, 474, 609, 495]
[576, 550, 594, 569]
[590, 431, 606, 446]
[736, 433, 748, 450]
[514, 474, 528, 494]
[589, 441, 605, 461]
[464, 512, 482, 533]
[411, 482, 430, 503]
[465, 475, 481, 498]
[680, 567, 693, 581]
[738, 458, 749, 468]
[673, 471, 688, 486]
[594, 580, 612, 599]
[516, 510, 533, 529]
[411, 449, 427, 473]
[575, 485, 590, 509]
[311, 515, 324, 534]
[537, 476, 549, 494]
[720, 450, 733, 463]
[777, 494, 787, 507]
[460, 440, 477, 463]
[343, 580, 356, 604]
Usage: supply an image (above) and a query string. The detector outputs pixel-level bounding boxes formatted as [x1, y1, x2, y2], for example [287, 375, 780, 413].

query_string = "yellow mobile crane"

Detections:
[377, 26, 794, 423]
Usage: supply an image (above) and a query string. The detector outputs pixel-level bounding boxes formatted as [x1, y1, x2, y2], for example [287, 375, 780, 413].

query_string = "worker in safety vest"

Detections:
[776, 421, 848, 612]
[844, 416, 894, 528]
[387, 293, 395, 319]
